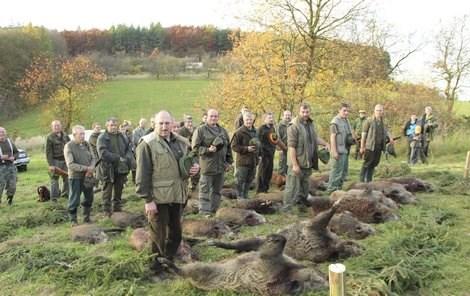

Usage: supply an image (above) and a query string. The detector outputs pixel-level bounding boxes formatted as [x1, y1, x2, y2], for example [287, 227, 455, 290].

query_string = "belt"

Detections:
[53, 157, 65, 161]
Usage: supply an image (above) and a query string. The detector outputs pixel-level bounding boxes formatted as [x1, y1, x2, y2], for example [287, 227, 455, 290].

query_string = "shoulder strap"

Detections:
[0, 139, 14, 156]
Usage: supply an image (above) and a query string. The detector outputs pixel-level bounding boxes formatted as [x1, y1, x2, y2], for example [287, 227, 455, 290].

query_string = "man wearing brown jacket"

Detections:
[46, 120, 71, 201]
[136, 110, 199, 277]
[231, 112, 259, 199]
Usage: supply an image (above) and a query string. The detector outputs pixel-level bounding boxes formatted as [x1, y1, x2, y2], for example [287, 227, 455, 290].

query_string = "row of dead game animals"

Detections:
[70, 175, 432, 295]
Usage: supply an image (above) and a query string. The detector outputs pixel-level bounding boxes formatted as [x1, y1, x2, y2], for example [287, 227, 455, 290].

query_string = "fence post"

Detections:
[329, 263, 346, 296]
[464, 151, 470, 178]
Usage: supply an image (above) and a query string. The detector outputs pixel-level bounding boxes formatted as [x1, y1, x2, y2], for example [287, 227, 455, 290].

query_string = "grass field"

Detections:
[0, 142, 469, 296]
[455, 100, 470, 116]
[3, 79, 213, 138]
[1, 79, 470, 295]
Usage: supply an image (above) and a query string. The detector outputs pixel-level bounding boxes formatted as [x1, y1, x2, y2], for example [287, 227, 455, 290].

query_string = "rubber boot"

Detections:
[359, 167, 367, 182]
[366, 168, 375, 183]
[83, 207, 92, 223]
[70, 210, 78, 226]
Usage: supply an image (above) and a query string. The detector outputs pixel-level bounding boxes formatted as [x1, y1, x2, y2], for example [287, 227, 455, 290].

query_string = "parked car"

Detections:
[14, 148, 30, 172]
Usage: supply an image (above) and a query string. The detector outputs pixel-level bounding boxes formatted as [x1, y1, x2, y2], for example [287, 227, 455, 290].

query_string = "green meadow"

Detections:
[455, 100, 470, 116]
[1, 140, 469, 295]
[4, 79, 213, 138]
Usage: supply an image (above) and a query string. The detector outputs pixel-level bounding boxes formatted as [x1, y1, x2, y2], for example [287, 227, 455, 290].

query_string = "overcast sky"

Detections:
[1, 0, 469, 99]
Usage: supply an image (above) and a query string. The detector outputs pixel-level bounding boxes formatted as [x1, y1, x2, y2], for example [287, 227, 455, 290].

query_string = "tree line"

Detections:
[0, 23, 236, 120]
[61, 23, 235, 57]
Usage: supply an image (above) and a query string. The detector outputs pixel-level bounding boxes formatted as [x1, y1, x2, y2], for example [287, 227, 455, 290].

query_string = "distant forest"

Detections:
[61, 23, 236, 56]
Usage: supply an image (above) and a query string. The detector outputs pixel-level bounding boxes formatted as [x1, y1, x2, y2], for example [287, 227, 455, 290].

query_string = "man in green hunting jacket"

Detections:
[359, 104, 394, 182]
[192, 109, 233, 215]
[97, 117, 135, 216]
[283, 102, 329, 210]
[326, 103, 354, 193]
[136, 110, 199, 278]
[352, 110, 367, 159]
[420, 106, 438, 157]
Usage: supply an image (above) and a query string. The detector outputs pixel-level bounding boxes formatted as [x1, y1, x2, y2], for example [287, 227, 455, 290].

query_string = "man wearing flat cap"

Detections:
[352, 109, 367, 160]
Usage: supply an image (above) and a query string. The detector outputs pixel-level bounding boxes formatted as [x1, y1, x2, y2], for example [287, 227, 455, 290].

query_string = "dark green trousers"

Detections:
[360, 148, 382, 182]
[283, 167, 312, 207]
[278, 151, 288, 176]
[235, 166, 256, 199]
[199, 173, 224, 214]
[102, 173, 126, 213]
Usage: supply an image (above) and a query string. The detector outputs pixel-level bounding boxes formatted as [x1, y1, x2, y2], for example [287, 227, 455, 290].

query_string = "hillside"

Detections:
[3, 78, 212, 138]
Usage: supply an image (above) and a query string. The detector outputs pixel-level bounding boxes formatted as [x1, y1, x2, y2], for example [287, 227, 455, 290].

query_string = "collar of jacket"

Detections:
[292, 116, 313, 125]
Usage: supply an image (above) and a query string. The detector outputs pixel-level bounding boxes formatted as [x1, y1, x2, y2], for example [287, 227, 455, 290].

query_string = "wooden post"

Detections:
[464, 151, 470, 178]
[329, 263, 346, 296]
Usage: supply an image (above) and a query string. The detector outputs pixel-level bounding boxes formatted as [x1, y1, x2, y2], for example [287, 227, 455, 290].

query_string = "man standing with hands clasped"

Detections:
[136, 110, 199, 278]
[283, 102, 329, 211]
[326, 103, 354, 193]
[192, 109, 232, 215]
[64, 125, 96, 225]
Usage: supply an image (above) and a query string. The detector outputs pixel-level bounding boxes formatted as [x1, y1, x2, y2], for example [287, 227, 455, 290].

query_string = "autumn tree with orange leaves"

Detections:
[19, 55, 106, 132]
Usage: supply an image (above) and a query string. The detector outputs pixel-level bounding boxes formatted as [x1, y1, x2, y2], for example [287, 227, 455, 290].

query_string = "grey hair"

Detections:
[72, 125, 85, 135]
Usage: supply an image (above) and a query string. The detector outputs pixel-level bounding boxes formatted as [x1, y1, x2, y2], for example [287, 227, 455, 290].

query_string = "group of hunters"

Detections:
[0, 102, 437, 277]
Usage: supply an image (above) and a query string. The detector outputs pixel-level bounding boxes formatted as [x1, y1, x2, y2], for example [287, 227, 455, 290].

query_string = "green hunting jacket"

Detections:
[64, 141, 96, 179]
[46, 132, 70, 165]
[420, 114, 438, 141]
[287, 116, 319, 170]
[352, 117, 367, 136]
[88, 131, 101, 160]
[178, 126, 193, 142]
[330, 115, 353, 155]
[277, 120, 290, 150]
[361, 117, 390, 151]
[192, 123, 233, 175]
[135, 132, 189, 204]
[97, 131, 135, 182]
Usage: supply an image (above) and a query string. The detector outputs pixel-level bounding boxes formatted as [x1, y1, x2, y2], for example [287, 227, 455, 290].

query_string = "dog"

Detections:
[37, 185, 51, 202]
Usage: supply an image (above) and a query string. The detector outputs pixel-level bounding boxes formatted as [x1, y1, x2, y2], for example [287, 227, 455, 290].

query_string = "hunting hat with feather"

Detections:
[212, 135, 225, 150]
[179, 150, 198, 179]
